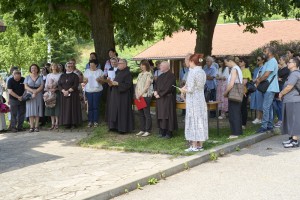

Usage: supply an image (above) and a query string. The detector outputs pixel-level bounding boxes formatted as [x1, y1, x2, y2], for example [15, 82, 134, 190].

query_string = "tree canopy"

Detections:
[0, 0, 299, 65]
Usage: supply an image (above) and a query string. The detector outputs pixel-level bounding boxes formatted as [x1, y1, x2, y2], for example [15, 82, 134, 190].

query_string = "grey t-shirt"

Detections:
[283, 70, 300, 103]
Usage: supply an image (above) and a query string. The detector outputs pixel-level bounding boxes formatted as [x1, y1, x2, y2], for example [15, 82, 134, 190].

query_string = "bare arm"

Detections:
[8, 89, 22, 101]
[224, 69, 237, 96]
[256, 71, 271, 85]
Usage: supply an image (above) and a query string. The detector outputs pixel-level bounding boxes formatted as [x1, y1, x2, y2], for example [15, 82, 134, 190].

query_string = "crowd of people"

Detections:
[0, 47, 300, 151]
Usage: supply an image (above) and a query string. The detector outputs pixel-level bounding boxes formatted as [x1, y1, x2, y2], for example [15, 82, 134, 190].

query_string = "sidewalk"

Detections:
[0, 127, 275, 200]
[114, 134, 300, 200]
[0, 130, 180, 200]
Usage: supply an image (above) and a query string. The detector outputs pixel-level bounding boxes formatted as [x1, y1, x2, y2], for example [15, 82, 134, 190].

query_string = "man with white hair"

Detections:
[154, 61, 178, 139]
[107, 58, 134, 133]
[204, 56, 218, 117]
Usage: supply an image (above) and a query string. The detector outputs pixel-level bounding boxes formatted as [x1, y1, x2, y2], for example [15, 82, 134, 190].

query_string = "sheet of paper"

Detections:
[108, 70, 116, 80]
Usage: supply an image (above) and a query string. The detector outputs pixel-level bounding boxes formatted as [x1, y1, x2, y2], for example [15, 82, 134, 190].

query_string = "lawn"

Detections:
[79, 122, 261, 156]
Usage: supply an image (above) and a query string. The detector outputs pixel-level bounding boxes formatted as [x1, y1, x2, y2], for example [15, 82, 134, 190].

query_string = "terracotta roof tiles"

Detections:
[133, 19, 300, 60]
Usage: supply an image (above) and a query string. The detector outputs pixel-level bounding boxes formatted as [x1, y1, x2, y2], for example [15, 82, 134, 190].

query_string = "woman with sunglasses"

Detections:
[251, 55, 266, 124]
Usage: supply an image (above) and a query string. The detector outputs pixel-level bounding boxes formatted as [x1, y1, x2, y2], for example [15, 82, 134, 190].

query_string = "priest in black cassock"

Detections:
[154, 61, 178, 139]
[107, 58, 134, 133]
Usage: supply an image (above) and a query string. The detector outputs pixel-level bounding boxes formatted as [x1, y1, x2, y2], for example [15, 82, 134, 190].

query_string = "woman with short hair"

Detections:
[273, 55, 290, 128]
[279, 57, 300, 148]
[83, 59, 104, 128]
[24, 64, 44, 132]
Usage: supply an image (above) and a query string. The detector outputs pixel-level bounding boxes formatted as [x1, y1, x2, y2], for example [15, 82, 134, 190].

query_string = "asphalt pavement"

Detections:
[114, 134, 300, 200]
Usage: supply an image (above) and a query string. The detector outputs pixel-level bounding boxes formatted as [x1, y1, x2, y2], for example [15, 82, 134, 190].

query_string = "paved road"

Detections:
[115, 135, 300, 200]
[0, 130, 179, 200]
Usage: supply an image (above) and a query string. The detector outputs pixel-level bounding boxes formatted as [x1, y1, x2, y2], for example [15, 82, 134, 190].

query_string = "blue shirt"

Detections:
[260, 57, 279, 93]
[203, 65, 217, 89]
[179, 67, 189, 80]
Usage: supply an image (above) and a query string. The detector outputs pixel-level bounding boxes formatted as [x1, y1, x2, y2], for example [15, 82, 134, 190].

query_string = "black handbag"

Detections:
[246, 81, 256, 93]
[257, 75, 276, 93]
[22, 92, 32, 101]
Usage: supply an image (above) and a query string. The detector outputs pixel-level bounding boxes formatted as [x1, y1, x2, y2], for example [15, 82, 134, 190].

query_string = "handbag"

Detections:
[22, 92, 32, 102]
[228, 71, 244, 102]
[246, 81, 256, 93]
[0, 103, 10, 113]
[257, 75, 276, 93]
[134, 97, 147, 110]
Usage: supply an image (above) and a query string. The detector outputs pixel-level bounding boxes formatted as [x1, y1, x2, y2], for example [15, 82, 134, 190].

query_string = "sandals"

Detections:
[49, 125, 55, 130]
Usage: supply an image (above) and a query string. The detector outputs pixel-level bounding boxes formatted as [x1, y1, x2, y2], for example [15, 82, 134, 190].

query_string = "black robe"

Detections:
[155, 70, 178, 131]
[107, 67, 134, 132]
[58, 72, 82, 126]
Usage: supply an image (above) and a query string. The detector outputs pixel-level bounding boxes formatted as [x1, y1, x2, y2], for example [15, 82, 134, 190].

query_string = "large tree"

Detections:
[116, 0, 300, 56]
[0, 0, 114, 66]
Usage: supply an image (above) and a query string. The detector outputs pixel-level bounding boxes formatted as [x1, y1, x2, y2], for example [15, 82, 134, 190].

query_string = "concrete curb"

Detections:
[76, 131, 276, 200]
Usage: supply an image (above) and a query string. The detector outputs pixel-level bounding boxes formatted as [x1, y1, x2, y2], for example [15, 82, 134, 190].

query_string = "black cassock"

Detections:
[155, 70, 178, 133]
[58, 72, 82, 126]
[107, 67, 134, 133]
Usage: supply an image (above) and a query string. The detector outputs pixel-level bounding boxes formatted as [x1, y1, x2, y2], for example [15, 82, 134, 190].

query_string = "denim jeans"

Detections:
[86, 91, 102, 123]
[272, 99, 282, 121]
[262, 92, 275, 129]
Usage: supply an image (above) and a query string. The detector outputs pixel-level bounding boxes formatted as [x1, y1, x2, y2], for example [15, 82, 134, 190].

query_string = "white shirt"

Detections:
[84, 69, 104, 93]
[228, 65, 243, 84]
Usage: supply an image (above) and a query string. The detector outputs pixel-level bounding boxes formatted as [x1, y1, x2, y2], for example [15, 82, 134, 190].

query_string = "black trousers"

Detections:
[138, 97, 152, 132]
[241, 95, 249, 126]
[10, 99, 26, 129]
[229, 100, 243, 136]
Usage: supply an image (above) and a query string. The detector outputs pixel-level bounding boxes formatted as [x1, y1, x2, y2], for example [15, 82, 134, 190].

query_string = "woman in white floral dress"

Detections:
[180, 53, 208, 152]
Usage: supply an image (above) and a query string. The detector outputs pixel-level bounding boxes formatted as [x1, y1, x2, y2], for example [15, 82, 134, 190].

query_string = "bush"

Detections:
[249, 40, 300, 66]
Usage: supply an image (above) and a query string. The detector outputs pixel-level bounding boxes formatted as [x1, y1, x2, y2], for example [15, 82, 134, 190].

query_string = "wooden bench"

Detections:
[149, 101, 222, 135]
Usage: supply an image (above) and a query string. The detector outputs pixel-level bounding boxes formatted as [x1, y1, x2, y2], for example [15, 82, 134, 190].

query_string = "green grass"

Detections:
[79, 122, 261, 156]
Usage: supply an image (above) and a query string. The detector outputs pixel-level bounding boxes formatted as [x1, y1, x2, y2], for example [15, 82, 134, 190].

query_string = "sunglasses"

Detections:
[257, 59, 261, 61]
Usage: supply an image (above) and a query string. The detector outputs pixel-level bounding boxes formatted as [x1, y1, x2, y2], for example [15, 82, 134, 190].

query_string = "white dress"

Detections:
[0, 85, 7, 131]
[185, 66, 208, 141]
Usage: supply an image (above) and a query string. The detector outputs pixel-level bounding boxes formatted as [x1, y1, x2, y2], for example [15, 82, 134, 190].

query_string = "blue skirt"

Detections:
[250, 90, 264, 111]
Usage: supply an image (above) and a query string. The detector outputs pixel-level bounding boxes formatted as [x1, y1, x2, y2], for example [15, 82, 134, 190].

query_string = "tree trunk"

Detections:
[194, 10, 219, 56]
[90, 0, 115, 67]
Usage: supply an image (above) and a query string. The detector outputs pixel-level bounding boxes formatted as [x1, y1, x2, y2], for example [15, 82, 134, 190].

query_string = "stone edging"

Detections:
[76, 131, 275, 200]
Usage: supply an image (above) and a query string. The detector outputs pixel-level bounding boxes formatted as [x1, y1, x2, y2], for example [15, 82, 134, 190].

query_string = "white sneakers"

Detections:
[252, 118, 262, 124]
[141, 132, 151, 137]
[136, 131, 144, 136]
[228, 135, 239, 139]
[185, 146, 204, 152]
[136, 131, 151, 137]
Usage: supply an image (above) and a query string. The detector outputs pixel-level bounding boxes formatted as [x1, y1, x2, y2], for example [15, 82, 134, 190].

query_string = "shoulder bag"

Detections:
[228, 70, 244, 102]
[257, 75, 276, 93]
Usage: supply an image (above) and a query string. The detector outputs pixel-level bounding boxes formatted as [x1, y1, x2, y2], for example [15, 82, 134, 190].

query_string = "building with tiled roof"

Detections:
[133, 19, 300, 61]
